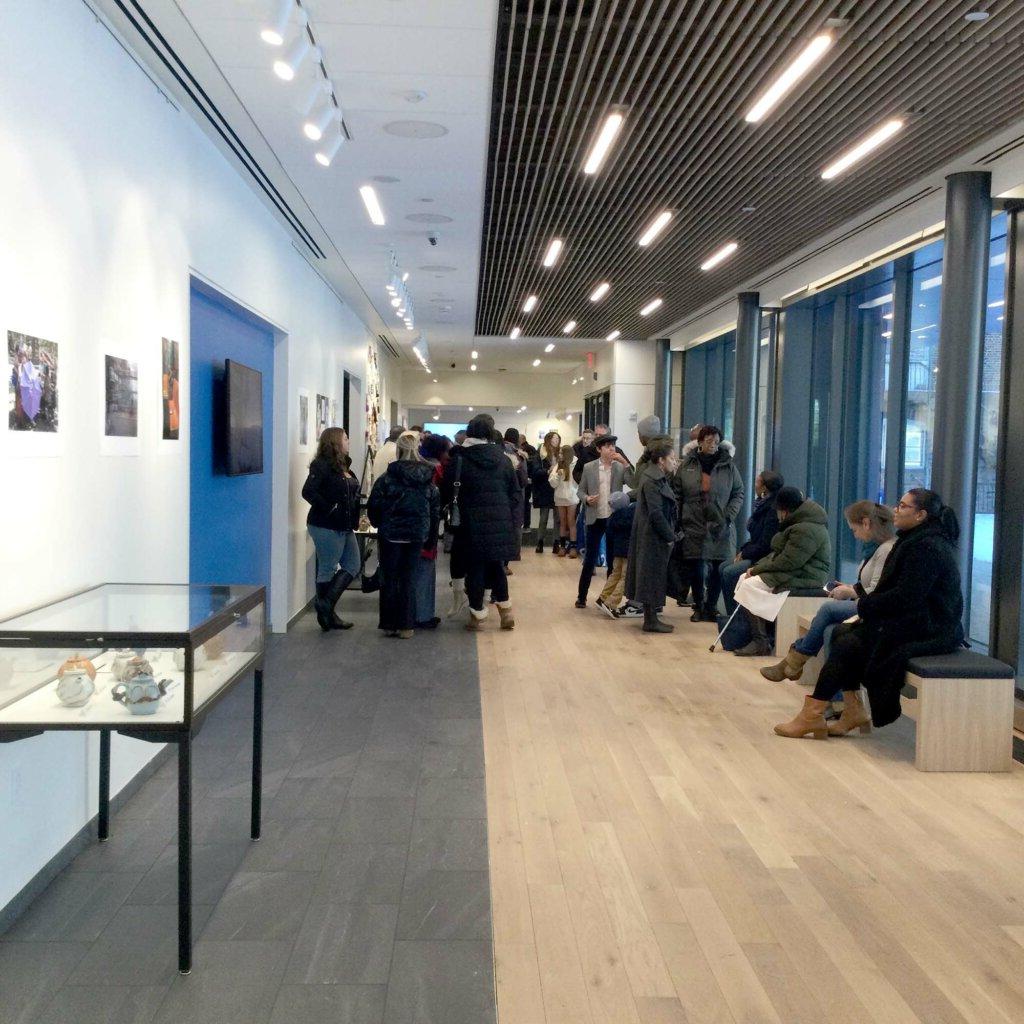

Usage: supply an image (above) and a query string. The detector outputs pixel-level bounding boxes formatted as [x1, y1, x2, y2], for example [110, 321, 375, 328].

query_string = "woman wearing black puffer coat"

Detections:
[368, 432, 440, 638]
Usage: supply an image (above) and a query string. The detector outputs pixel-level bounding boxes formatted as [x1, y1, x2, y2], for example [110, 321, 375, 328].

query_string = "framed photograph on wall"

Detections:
[8, 331, 58, 434]
[315, 393, 329, 440]
[297, 388, 310, 451]
[161, 337, 180, 441]
[100, 352, 140, 457]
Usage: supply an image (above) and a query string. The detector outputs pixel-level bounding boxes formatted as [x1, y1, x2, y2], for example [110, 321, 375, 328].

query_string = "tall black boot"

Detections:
[324, 570, 355, 630]
[689, 602, 704, 623]
[314, 581, 334, 632]
[643, 603, 674, 633]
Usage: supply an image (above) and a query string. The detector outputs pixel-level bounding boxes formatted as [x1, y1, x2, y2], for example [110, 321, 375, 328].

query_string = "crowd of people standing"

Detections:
[301, 408, 968, 741]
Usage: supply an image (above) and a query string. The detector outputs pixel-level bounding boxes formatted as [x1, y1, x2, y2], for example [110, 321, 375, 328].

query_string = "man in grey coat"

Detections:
[575, 435, 629, 608]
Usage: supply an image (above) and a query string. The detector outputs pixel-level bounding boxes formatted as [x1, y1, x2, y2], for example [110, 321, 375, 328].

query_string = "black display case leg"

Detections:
[177, 731, 192, 975]
[251, 668, 263, 841]
[98, 729, 111, 841]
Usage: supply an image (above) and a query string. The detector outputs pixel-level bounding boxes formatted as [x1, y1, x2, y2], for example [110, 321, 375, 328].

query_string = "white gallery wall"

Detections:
[0, 0, 377, 912]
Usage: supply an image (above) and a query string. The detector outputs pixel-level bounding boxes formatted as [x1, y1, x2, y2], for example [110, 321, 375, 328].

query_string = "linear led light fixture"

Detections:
[606, 330, 621, 341]
[359, 185, 386, 225]
[563, 320, 577, 334]
[523, 295, 538, 313]
[590, 282, 611, 302]
[510, 327, 522, 339]
[821, 119, 903, 180]
[989, 300, 1004, 308]
[638, 210, 673, 247]
[640, 298, 663, 317]
[700, 242, 738, 271]
[542, 238, 563, 267]
[544, 343, 555, 353]
[583, 108, 626, 175]
[857, 293, 893, 310]
[261, 0, 295, 45]
[744, 34, 833, 123]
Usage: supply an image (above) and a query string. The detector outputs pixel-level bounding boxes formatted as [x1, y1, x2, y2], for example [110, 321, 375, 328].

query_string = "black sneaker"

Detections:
[596, 598, 617, 619]
[618, 604, 643, 618]
[574, 599, 586, 609]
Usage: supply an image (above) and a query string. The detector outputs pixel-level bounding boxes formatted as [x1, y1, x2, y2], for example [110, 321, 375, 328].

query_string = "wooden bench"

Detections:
[773, 589, 829, 657]
[903, 652, 1016, 772]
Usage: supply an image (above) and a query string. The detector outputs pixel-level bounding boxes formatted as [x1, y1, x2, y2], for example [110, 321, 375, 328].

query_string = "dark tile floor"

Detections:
[0, 586, 497, 1024]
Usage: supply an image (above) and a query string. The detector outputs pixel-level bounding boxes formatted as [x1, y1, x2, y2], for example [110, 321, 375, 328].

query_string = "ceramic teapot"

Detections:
[56, 669, 96, 707]
[118, 655, 153, 683]
[111, 674, 171, 715]
[108, 650, 136, 680]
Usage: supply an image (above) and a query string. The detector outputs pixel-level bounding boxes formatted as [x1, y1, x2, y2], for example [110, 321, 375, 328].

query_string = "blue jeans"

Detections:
[308, 526, 360, 583]
[720, 558, 751, 616]
[793, 599, 857, 656]
[413, 555, 436, 623]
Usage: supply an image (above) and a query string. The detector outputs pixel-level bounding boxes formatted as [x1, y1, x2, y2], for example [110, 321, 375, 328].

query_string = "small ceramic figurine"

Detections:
[111, 674, 171, 715]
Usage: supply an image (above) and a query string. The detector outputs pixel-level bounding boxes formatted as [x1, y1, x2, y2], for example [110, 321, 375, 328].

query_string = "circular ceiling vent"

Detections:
[372, 174, 400, 183]
[406, 213, 453, 224]
[384, 120, 449, 139]
[418, 264, 457, 272]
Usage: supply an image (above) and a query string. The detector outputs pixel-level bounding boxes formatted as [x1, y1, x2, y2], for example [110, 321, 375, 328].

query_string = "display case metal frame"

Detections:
[0, 582, 266, 975]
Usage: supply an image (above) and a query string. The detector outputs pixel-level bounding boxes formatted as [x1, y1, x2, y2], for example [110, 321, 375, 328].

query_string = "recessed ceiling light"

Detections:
[510, 327, 522, 339]
[563, 320, 577, 334]
[523, 295, 538, 313]
[261, 0, 294, 46]
[583, 109, 626, 175]
[471, 350, 479, 359]
[359, 184, 386, 225]
[640, 298, 663, 317]
[391, 297, 401, 307]
[544, 343, 555, 353]
[744, 33, 833, 123]
[700, 241, 738, 271]
[468, 406, 474, 411]
[542, 238, 563, 267]
[432, 378, 438, 383]
[638, 210, 672, 247]
[402, 272, 409, 282]
[470, 364, 477, 371]
[821, 119, 904, 180]
[965, 11, 990, 21]
[590, 282, 611, 302]
[532, 359, 541, 367]
[606, 330, 620, 341]
[741, 204, 757, 213]
[566, 413, 572, 421]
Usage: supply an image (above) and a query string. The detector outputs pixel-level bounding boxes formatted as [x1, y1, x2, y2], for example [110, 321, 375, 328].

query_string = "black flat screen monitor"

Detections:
[225, 359, 263, 476]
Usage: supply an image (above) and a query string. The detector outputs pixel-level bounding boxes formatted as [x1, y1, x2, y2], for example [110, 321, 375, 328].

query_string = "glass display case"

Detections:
[0, 583, 266, 974]
[0, 584, 264, 728]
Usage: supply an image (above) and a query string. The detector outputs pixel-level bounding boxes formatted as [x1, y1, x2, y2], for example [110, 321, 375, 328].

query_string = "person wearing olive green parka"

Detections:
[735, 487, 831, 656]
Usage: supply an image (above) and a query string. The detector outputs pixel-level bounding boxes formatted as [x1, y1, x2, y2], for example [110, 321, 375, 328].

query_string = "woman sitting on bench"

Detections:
[761, 500, 895, 681]
[774, 488, 963, 740]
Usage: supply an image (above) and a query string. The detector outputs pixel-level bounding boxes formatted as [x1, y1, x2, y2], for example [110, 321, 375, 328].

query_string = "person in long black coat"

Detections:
[441, 415, 522, 630]
[624, 439, 679, 633]
[774, 487, 964, 740]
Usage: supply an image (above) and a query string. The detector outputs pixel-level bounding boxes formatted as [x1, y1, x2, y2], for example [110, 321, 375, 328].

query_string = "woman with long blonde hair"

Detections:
[548, 442, 579, 558]
[531, 430, 561, 553]
[301, 427, 360, 631]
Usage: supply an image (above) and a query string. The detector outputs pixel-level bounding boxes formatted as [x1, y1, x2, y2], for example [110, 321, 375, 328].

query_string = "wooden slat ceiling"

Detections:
[475, 0, 1024, 341]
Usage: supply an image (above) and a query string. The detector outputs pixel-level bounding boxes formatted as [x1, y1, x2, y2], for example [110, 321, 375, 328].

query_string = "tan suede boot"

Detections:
[827, 689, 872, 736]
[773, 696, 829, 739]
[465, 610, 486, 632]
[497, 605, 515, 631]
[760, 648, 810, 682]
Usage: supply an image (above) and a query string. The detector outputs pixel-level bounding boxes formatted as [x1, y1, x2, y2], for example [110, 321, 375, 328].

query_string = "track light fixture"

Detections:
[274, 32, 315, 81]
[261, 0, 295, 46]
[315, 131, 344, 167]
[304, 99, 337, 141]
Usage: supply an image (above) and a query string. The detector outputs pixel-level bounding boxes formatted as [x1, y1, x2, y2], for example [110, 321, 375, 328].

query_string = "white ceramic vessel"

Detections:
[56, 669, 96, 707]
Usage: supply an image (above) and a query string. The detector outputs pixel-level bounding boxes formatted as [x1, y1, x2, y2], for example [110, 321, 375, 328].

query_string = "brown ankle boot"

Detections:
[773, 696, 829, 739]
[827, 689, 872, 736]
[498, 605, 515, 630]
[465, 611, 485, 632]
[760, 648, 810, 682]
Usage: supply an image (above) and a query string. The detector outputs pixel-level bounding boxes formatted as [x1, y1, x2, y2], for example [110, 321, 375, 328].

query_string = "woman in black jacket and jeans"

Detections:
[721, 469, 784, 616]
[774, 488, 964, 740]
[302, 428, 361, 632]
[368, 432, 440, 638]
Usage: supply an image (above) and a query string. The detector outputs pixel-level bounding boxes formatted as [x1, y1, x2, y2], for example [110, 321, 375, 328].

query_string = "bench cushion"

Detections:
[906, 651, 1014, 679]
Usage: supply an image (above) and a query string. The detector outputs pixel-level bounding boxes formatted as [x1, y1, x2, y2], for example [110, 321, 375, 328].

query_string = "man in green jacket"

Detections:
[736, 486, 831, 655]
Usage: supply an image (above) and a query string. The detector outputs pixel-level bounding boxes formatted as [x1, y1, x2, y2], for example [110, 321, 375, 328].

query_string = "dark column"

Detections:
[930, 171, 992, 631]
[652, 339, 671, 434]
[732, 291, 760, 525]
[991, 200, 1024, 671]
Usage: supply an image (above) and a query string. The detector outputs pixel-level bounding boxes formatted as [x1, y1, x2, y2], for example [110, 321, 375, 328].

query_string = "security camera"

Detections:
[428, 234, 439, 247]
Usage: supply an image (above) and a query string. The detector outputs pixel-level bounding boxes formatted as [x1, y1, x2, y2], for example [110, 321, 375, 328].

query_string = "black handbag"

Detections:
[441, 457, 462, 553]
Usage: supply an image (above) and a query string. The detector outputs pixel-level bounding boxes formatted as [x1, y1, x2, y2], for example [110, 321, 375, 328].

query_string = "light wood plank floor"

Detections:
[477, 550, 1024, 1024]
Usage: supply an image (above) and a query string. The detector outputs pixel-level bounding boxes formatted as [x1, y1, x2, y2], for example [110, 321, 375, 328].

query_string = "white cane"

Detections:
[709, 605, 741, 653]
